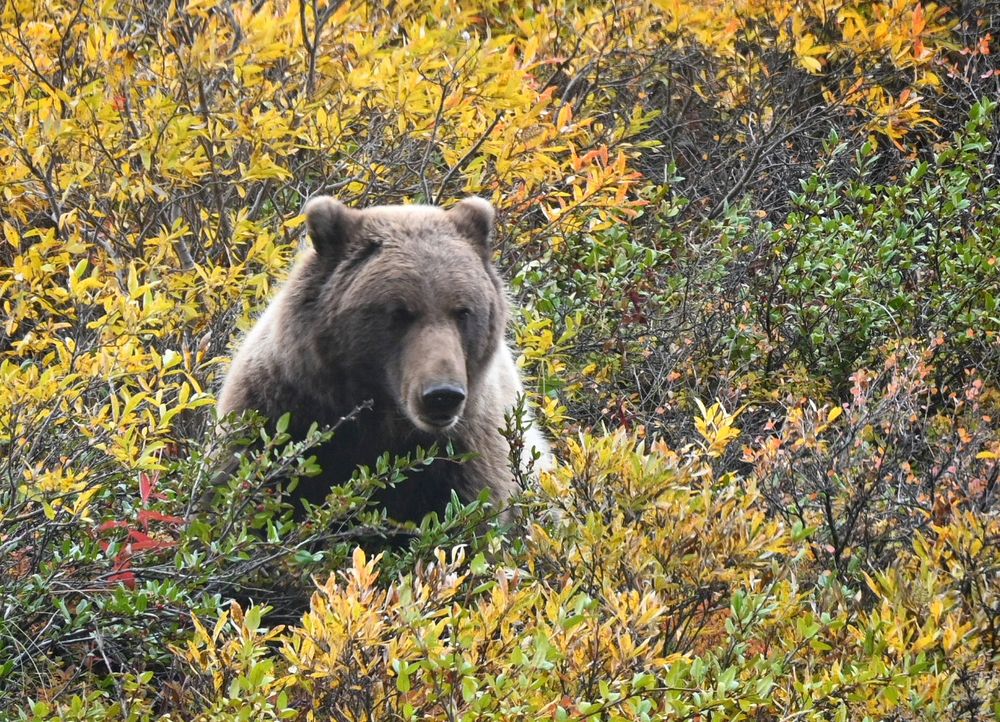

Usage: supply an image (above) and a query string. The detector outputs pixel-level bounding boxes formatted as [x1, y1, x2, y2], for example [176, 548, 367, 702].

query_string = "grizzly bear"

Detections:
[216, 196, 549, 526]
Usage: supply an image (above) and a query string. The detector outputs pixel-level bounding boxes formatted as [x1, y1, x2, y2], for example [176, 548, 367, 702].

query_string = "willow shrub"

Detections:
[18, 407, 996, 719]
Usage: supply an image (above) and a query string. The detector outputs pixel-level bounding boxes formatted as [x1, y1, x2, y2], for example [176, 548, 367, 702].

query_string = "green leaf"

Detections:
[276, 412, 291, 434]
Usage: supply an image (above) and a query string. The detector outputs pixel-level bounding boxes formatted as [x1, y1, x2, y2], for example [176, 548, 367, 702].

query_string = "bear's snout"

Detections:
[420, 383, 467, 426]
[398, 322, 470, 433]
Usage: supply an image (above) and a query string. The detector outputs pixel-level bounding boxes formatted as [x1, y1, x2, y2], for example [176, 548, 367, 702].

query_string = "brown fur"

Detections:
[217, 197, 548, 525]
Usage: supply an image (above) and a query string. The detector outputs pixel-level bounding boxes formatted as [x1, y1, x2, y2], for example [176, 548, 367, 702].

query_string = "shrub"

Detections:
[4, 0, 1000, 718]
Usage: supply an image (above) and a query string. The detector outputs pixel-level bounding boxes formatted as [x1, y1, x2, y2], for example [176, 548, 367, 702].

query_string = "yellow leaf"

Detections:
[3, 221, 19, 249]
[930, 598, 944, 622]
[912, 630, 939, 653]
[72, 485, 101, 517]
[917, 70, 942, 88]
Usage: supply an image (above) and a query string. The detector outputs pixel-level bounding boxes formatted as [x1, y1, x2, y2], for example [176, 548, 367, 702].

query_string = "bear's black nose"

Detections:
[421, 384, 466, 421]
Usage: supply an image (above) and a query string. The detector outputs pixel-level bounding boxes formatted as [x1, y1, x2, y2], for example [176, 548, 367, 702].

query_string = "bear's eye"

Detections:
[390, 306, 415, 324]
[454, 307, 473, 322]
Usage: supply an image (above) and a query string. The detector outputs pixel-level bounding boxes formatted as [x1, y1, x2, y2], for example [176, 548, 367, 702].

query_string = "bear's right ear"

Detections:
[449, 197, 495, 261]
[303, 196, 362, 260]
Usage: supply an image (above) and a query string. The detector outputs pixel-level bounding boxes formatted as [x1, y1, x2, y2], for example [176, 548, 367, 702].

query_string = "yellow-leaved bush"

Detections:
[0, 0, 655, 513]
[651, 0, 958, 147]
[167, 415, 989, 719]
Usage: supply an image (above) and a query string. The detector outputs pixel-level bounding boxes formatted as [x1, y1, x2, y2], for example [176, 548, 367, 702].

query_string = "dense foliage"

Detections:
[2, 0, 999, 719]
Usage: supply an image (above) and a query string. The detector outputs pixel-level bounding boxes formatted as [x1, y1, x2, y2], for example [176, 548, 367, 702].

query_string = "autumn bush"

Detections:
[3, 0, 1000, 719]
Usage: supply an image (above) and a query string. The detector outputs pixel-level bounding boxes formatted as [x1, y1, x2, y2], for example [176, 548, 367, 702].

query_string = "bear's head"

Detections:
[299, 196, 508, 435]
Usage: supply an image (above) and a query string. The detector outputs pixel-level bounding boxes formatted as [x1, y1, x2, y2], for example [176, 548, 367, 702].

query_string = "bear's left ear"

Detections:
[449, 197, 495, 260]
[303, 195, 363, 261]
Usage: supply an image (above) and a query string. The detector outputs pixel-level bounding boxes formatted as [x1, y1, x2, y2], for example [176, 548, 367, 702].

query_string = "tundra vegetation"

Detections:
[2, 0, 1000, 719]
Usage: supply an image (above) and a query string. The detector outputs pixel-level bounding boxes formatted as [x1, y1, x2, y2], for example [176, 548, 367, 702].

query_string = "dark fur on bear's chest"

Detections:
[273, 391, 471, 526]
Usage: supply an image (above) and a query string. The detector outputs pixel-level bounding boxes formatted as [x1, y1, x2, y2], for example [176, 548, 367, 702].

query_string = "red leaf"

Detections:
[139, 472, 153, 505]
[108, 569, 137, 590]
[108, 553, 136, 589]
[97, 520, 130, 533]
[137, 509, 185, 530]
[127, 529, 174, 552]
[138, 471, 168, 506]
